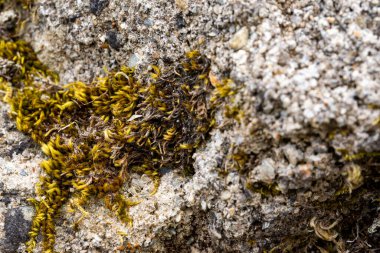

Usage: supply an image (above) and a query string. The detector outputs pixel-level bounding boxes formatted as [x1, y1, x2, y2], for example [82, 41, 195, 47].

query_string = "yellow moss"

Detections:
[336, 148, 380, 162]
[246, 181, 281, 197]
[0, 37, 233, 252]
[210, 76, 236, 102]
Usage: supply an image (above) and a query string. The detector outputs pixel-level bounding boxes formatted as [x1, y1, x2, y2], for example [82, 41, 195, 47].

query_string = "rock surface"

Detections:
[1, 0, 380, 252]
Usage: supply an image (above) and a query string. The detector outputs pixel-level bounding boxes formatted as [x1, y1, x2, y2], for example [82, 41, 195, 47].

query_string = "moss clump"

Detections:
[246, 181, 281, 197]
[337, 149, 380, 162]
[0, 0, 33, 9]
[0, 40, 58, 84]
[0, 38, 224, 252]
[0, 0, 33, 40]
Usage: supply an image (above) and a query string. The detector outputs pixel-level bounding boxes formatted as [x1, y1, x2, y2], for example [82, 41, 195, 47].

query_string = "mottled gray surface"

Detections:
[1, 0, 380, 252]
[0, 103, 41, 253]
[2, 208, 31, 253]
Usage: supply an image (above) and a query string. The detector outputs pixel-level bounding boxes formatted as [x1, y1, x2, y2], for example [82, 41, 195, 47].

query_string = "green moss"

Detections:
[0, 37, 228, 252]
[0, 4, 232, 252]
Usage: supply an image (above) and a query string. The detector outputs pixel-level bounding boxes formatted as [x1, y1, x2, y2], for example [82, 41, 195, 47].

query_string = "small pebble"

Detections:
[220, 190, 231, 200]
[229, 27, 249, 50]
[175, 0, 188, 11]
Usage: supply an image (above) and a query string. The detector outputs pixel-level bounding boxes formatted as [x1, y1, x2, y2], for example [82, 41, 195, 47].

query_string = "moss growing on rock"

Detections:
[0, 37, 224, 252]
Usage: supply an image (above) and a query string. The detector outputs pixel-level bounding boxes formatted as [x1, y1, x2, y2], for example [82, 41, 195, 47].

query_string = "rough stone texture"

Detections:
[2, 208, 32, 253]
[1, 0, 380, 252]
[0, 103, 41, 253]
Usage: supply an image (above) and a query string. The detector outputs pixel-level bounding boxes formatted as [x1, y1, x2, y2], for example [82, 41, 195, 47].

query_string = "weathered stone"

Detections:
[1, 0, 379, 252]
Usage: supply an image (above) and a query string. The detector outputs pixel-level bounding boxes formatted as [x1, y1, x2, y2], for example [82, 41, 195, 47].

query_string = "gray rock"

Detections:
[254, 158, 276, 183]
[1, 0, 379, 252]
[1, 208, 31, 253]
[282, 144, 303, 165]
[89, 0, 109, 16]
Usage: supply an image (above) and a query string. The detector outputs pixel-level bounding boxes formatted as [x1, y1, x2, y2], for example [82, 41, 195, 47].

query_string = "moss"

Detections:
[336, 149, 380, 162]
[0, 3, 235, 252]
[224, 105, 244, 122]
[0, 0, 33, 39]
[0, 0, 33, 8]
[0, 36, 230, 252]
[265, 150, 380, 252]
[0, 40, 58, 84]
[246, 181, 281, 197]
